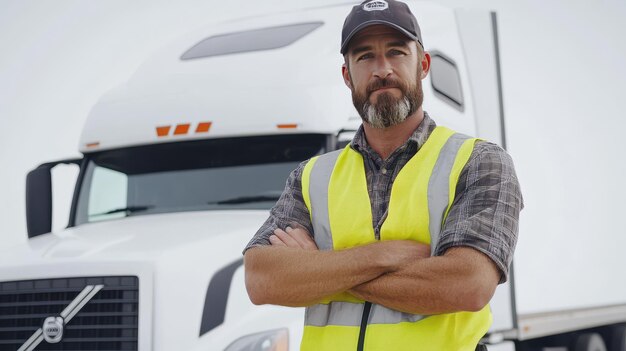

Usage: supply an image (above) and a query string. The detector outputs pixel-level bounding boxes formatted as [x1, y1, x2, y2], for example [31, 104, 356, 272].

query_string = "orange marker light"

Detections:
[86, 142, 100, 148]
[174, 124, 191, 135]
[277, 124, 298, 129]
[196, 122, 212, 133]
[156, 126, 171, 137]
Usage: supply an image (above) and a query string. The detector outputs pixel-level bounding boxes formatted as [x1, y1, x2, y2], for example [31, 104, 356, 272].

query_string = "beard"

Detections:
[351, 73, 423, 129]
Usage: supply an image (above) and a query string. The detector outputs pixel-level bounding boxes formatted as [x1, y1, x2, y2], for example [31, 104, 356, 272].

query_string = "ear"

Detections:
[342, 63, 353, 89]
[419, 51, 431, 80]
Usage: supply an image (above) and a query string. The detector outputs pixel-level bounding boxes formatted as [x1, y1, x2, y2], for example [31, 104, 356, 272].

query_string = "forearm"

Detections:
[350, 247, 499, 314]
[244, 244, 390, 307]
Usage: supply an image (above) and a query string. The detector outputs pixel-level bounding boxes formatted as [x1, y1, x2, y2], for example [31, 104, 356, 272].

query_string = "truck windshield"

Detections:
[74, 134, 327, 225]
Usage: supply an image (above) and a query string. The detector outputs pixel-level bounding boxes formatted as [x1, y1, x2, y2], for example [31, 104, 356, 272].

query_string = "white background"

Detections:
[1, 0, 626, 314]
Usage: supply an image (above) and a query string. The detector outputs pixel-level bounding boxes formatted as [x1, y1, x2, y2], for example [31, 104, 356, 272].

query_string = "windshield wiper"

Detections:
[208, 195, 281, 205]
[91, 205, 154, 216]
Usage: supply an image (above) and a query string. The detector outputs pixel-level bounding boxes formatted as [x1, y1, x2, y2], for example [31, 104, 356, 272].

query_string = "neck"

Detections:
[362, 108, 424, 160]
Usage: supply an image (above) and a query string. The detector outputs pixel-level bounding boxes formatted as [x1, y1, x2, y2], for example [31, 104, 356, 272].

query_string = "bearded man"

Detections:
[243, 1, 523, 350]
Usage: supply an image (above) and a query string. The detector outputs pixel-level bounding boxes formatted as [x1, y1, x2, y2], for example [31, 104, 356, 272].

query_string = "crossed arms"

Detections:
[244, 226, 500, 315]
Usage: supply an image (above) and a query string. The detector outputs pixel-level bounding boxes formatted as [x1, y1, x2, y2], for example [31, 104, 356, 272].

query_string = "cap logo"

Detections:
[363, 0, 388, 11]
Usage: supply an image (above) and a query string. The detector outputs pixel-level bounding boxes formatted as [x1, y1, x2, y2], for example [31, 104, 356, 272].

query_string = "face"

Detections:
[342, 25, 430, 129]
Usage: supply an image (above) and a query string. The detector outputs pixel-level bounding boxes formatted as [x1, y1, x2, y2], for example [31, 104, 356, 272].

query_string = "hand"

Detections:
[270, 226, 318, 251]
[349, 240, 431, 301]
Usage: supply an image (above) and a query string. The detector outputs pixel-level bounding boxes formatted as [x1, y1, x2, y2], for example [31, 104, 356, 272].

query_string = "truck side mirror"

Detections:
[25, 159, 82, 239]
[336, 129, 357, 150]
[26, 166, 53, 238]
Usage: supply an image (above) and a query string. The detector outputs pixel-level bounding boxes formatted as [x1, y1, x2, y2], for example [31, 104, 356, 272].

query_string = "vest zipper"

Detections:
[356, 301, 372, 351]
[357, 222, 382, 351]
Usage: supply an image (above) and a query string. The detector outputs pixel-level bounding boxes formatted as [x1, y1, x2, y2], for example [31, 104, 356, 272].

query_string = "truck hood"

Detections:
[0, 210, 267, 266]
[0, 210, 290, 351]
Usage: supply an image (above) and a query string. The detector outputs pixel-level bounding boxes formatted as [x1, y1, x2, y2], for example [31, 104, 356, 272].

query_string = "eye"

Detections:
[389, 49, 406, 56]
[356, 53, 374, 61]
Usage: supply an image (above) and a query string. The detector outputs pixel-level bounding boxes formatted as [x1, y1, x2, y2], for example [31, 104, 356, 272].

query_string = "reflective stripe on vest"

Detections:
[301, 126, 492, 351]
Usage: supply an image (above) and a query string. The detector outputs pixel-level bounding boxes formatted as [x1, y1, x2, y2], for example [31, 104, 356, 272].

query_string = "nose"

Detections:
[373, 55, 393, 79]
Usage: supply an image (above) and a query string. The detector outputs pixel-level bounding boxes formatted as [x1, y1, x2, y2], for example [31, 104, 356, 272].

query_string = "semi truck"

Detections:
[1, 1, 625, 350]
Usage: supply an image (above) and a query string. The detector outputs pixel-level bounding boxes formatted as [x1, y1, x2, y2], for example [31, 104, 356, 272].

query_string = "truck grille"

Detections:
[0, 276, 139, 350]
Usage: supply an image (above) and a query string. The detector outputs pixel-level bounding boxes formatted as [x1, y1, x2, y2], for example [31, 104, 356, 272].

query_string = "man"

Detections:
[243, 0, 523, 350]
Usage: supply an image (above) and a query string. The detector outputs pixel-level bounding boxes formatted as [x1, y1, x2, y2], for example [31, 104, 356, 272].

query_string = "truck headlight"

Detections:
[224, 328, 289, 351]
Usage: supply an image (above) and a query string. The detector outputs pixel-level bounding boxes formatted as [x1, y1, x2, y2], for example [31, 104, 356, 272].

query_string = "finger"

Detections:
[286, 226, 318, 250]
[269, 234, 287, 247]
[273, 228, 301, 248]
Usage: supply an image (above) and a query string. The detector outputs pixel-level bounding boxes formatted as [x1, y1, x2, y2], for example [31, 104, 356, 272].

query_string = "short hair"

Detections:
[416, 43, 425, 62]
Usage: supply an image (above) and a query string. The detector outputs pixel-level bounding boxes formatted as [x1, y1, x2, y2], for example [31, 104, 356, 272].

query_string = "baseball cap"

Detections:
[340, 0, 423, 55]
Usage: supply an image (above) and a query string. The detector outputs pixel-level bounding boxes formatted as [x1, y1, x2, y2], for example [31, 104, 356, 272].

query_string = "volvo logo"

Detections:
[17, 284, 104, 351]
[42, 316, 64, 343]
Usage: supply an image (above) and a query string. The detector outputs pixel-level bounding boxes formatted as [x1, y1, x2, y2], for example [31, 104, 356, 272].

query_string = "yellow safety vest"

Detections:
[300, 126, 492, 351]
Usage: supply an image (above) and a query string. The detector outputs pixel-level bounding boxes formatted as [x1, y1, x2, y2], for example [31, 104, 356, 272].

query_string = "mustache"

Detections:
[366, 78, 405, 94]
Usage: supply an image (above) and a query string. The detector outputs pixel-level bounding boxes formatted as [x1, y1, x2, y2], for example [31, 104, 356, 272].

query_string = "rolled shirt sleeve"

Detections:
[434, 141, 524, 283]
[243, 160, 313, 254]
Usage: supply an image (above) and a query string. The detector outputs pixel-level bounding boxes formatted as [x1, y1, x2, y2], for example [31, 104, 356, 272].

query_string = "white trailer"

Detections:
[1, 2, 625, 351]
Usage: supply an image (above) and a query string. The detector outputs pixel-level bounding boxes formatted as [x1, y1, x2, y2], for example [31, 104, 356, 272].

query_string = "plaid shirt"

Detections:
[244, 113, 523, 283]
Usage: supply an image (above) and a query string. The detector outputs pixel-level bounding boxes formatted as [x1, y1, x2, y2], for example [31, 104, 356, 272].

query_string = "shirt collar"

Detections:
[350, 111, 437, 154]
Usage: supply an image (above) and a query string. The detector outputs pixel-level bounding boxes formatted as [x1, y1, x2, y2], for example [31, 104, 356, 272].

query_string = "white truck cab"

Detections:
[3, 2, 626, 351]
